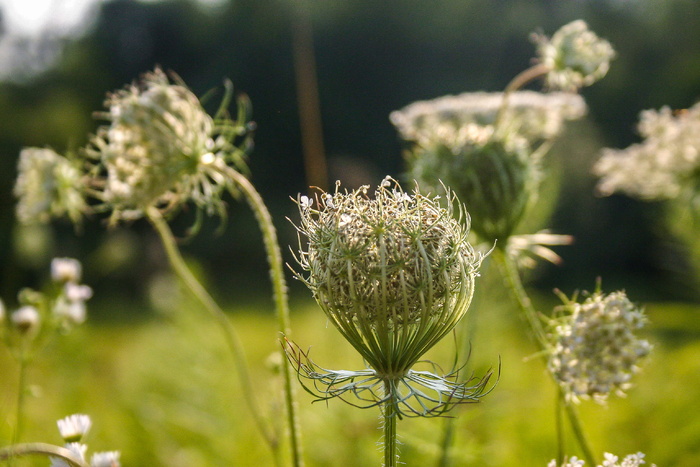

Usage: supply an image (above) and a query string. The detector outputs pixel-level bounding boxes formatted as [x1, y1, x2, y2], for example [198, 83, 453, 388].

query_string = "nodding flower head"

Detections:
[14, 147, 87, 225]
[534, 19, 616, 91]
[294, 177, 484, 375]
[87, 68, 253, 224]
[547, 290, 652, 403]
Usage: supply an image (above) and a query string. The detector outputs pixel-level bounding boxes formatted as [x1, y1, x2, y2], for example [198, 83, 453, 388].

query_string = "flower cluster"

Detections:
[1, 258, 92, 345]
[13, 147, 86, 225]
[86, 68, 252, 224]
[51, 414, 121, 467]
[548, 452, 655, 467]
[534, 20, 616, 91]
[391, 91, 585, 242]
[288, 177, 492, 417]
[594, 102, 700, 203]
[547, 290, 652, 403]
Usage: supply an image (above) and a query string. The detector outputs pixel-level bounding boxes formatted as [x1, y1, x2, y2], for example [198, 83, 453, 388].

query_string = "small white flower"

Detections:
[299, 195, 313, 209]
[57, 414, 92, 442]
[11, 306, 40, 333]
[54, 298, 87, 325]
[90, 451, 121, 467]
[51, 258, 83, 283]
[50, 442, 88, 467]
[65, 283, 94, 302]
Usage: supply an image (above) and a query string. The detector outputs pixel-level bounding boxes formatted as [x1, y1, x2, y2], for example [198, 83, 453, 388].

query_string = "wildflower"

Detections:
[10, 306, 40, 334]
[594, 102, 700, 203]
[547, 290, 652, 403]
[90, 451, 121, 467]
[547, 452, 655, 467]
[548, 456, 585, 467]
[288, 178, 492, 417]
[49, 442, 87, 467]
[86, 68, 252, 224]
[534, 20, 616, 91]
[57, 414, 92, 443]
[14, 147, 86, 225]
[51, 257, 83, 284]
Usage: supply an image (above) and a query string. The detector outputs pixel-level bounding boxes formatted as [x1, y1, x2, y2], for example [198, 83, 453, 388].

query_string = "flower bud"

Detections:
[534, 20, 616, 91]
[11, 305, 40, 334]
[294, 177, 484, 376]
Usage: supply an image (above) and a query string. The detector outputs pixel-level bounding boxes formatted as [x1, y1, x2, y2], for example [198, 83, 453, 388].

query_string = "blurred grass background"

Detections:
[1, 0, 700, 465]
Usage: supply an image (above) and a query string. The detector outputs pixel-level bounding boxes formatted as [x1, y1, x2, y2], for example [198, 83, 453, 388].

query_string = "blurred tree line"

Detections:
[1, 0, 700, 317]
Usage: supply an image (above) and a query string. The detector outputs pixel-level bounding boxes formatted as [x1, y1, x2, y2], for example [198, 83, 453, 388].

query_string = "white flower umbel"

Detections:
[14, 147, 86, 225]
[90, 451, 121, 467]
[547, 290, 652, 403]
[600, 452, 655, 467]
[548, 457, 585, 467]
[594, 102, 700, 202]
[288, 178, 493, 418]
[534, 20, 616, 91]
[87, 68, 253, 224]
[51, 257, 83, 284]
[57, 414, 92, 443]
[390, 90, 586, 145]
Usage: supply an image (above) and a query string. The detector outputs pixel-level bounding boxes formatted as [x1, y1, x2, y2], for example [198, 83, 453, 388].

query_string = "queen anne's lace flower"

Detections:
[547, 291, 652, 403]
[87, 68, 251, 223]
[594, 102, 700, 202]
[14, 147, 86, 224]
[534, 20, 616, 91]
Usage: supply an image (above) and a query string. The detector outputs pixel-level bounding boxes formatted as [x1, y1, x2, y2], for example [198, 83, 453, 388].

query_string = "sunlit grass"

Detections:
[1, 284, 698, 466]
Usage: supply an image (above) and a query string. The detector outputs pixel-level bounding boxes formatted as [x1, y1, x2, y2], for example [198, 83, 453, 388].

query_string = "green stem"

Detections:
[226, 168, 304, 467]
[437, 417, 455, 467]
[383, 381, 398, 467]
[146, 207, 281, 464]
[0, 443, 89, 466]
[493, 246, 596, 466]
[556, 389, 565, 466]
[494, 63, 550, 133]
[11, 348, 30, 460]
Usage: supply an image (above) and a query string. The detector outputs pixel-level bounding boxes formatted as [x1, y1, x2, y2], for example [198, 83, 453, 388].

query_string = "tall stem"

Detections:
[225, 168, 304, 467]
[147, 207, 281, 465]
[493, 247, 596, 466]
[437, 417, 455, 467]
[9, 351, 29, 467]
[383, 381, 398, 467]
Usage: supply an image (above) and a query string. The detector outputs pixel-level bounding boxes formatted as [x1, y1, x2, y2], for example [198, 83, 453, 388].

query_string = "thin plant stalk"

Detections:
[8, 351, 29, 467]
[223, 167, 304, 467]
[146, 207, 283, 466]
[492, 247, 596, 466]
[437, 417, 456, 467]
[383, 382, 398, 467]
[495, 63, 550, 130]
[0, 443, 89, 467]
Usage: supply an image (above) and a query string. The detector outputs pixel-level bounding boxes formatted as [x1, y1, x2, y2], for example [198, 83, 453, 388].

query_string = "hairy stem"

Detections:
[226, 168, 304, 467]
[383, 381, 398, 467]
[0, 443, 89, 466]
[147, 207, 281, 465]
[493, 246, 596, 466]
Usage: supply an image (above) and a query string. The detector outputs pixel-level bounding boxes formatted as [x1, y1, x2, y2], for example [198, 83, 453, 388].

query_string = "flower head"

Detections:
[534, 20, 616, 91]
[57, 414, 92, 443]
[90, 451, 121, 467]
[49, 442, 87, 467]
[289, 178, 493, 416]
[594, 102, 700, 203]
[86, 68, 252, 224]
[10, 305, 40, 334]
[14, 147, 86, 225]
[51, 257, 83, 284]
[547, 290, 652, 403]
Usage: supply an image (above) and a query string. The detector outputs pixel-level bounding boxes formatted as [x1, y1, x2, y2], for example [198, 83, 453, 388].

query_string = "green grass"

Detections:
[1, 288, 699, 466]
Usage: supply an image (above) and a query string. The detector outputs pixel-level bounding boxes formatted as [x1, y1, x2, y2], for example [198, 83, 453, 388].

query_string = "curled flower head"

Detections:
[14, 147, 87, 225]
[87, 68, 252, 224]
[594, 102, 700, 203]
[534, 20, 616, 91]
[57, 414, 92, 443]
[548, 290, 652, 403]
[289, 178, 493, 417]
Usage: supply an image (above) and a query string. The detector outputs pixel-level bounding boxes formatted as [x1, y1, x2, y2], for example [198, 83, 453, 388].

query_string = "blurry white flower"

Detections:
[49, 442, 87, 467]
[534, 20, 616, 91]
[10, 305, 40, 333]
[507, 231, 574, 268]
[64, 283, 93, 302]
[600, 451, 654, 467]
[594, 102, 700, 202]
[548, 456, 585, 467]
[14, 147, 86, 224]
[51, 257, 83, 283]
[548, 291, 652, 403]
[90, 451, 121, 467]
[57, 414, 92, 443]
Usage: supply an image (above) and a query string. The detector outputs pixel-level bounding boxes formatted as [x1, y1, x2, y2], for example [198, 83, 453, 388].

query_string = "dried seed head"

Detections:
[534, 19, 616, 91]
[14, 147, 86, 225]
[294, 177, 484, 375]
[548, 290, 652, 403]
